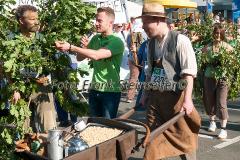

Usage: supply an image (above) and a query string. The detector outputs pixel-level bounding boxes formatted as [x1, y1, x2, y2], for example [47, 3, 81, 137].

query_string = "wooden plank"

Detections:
[118, 108, 135, 119]
[116, 130, 137, 160]
[149, 111, 185, 142]
[97, 138, 117, 160]
[64, 146, 96, 160]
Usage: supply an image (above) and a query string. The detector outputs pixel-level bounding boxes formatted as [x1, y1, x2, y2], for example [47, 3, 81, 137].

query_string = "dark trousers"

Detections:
[203, 77, 229, 120]
[89, 90, 121, 119]
[54, 98, 77, 124]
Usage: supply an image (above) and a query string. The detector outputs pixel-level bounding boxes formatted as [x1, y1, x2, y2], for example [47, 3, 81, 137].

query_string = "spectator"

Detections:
[126, 18, 147, 103]
[213, 15, 220, 24]
[121, 23, 129, 41]
[185, 13, 194, 24]
[129, 40, 148, 110]
[114, 23, 126, 44]
[114, 23, 131, 80]
[167, 19, 175, 31]
[202, 24, 233, 139]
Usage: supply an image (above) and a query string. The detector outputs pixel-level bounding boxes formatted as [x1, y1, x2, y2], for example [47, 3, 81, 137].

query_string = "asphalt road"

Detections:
[118, 96, 240, 160]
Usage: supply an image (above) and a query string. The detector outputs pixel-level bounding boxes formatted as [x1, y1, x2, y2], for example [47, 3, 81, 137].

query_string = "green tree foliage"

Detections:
[0, 0, 96, 159]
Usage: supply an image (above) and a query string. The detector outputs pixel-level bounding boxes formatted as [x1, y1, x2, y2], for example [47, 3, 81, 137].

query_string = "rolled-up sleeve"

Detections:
[177, 34, 197, 77]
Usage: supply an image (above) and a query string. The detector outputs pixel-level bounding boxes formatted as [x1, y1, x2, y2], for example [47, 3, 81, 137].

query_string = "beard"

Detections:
[28, 25, 40, 32]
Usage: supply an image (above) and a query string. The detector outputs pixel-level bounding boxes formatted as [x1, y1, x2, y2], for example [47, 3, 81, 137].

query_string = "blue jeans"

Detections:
[89, 90, 121, 119]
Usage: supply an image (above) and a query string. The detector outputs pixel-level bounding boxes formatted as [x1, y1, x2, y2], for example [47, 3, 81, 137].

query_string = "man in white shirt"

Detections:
[138, 2, 201, 160]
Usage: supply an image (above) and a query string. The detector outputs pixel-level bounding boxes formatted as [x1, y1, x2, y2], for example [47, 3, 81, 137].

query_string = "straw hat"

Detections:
[137, 2, 166, 18]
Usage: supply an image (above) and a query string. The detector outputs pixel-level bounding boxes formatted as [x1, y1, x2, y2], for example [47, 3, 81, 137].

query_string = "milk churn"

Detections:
[48, 129, 64, 160]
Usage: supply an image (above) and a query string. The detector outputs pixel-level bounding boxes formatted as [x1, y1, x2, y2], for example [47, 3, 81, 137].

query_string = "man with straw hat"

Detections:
[137, 2, 201, 160]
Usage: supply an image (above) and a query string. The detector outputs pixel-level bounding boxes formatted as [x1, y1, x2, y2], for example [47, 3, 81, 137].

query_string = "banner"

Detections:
[207, 1, 213, 13]
[233, 0, 240, 22]
[83, 0, 142, 24]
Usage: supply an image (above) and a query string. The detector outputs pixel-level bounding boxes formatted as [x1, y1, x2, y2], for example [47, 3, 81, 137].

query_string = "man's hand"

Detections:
[80, 35, 89, 49]
[12, 91, 21, 104]
[191, 34, 199, 43]
[130, 44, 137, 53]
[180, 99, 194, 115]
[55, 41, 71, 52]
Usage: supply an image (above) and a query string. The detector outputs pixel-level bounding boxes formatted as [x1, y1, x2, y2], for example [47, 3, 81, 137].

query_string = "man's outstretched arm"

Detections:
[55, 41, 112, 61]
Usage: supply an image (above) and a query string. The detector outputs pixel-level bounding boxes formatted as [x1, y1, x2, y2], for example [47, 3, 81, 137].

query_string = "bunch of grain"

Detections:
[79, 126, 123, 147]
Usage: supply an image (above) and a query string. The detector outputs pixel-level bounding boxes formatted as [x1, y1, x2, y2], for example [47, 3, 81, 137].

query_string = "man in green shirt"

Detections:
[55, 7, 124, 118]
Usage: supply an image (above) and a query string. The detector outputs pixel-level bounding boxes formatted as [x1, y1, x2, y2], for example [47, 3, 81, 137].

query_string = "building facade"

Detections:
[130, 0, 234, 20]
[192, 0, 232, 19]
[212, 0, 232, 19]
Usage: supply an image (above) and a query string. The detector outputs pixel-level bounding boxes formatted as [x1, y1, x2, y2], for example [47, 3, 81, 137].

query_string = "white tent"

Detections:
[83, 0, 142, 24]
[125, 1, 143, 18]
[14, 0, 142, 22]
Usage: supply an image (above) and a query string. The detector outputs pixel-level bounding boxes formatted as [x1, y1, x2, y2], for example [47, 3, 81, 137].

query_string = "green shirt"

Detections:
[87, 34, 124, 92]
[229, 39, 237, 47]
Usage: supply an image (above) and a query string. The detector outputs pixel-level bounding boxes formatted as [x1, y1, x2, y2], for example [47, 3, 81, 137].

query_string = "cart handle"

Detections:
[117, 108, 135, 119]
[114, 118, 150, 148]
[149, 111, 186, 142]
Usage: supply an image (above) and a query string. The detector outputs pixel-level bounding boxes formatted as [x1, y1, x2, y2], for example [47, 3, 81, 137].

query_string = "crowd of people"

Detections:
[1, 2, 240, 160]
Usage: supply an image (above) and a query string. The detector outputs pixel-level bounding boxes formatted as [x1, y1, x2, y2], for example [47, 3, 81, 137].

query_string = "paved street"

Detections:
[118, 96, 240, 160]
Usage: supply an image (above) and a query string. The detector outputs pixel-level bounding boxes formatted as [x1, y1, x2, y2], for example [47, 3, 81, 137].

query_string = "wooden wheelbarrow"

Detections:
[14, 109, 185, 160]
[61, 111, 185, 160]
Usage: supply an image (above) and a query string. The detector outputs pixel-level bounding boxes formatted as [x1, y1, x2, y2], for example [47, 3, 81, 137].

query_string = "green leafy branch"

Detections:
[0, 0, 96, 158]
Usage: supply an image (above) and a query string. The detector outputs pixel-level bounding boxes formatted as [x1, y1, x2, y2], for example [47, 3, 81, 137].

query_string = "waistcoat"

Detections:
[146, 31, 181, 91]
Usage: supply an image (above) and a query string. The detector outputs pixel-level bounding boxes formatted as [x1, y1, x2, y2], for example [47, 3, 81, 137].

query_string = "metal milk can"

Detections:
[48, 129, 64, 160]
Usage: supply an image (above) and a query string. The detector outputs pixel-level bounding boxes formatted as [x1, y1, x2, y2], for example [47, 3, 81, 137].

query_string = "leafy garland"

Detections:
[0, 0, 96, 159]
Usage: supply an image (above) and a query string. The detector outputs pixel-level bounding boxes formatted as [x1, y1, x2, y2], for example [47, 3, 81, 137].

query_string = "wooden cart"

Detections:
[16, 110, 185, 160]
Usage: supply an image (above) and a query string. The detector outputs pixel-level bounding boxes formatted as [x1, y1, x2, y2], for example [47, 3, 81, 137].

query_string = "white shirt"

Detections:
[151, 33, 197, 78]
[176, 34, 197, 77]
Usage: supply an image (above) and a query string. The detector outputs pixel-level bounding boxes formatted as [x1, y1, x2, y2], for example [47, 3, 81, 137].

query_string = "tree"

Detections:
[0, 0, 96, 158]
